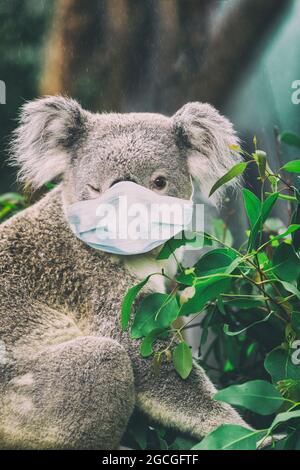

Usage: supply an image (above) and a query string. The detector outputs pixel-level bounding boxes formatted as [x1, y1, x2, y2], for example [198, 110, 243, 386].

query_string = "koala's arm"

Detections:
[126, 338, 246, 440]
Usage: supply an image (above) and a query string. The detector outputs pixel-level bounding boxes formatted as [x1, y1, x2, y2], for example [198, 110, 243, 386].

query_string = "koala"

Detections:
[0, 96, 245, 449]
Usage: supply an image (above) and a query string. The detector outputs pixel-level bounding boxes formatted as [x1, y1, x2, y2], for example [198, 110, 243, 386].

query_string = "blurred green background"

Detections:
[0, 0, 299, 195]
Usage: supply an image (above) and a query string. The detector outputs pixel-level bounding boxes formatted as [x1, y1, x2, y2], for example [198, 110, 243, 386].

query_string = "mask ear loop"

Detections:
[181, 176, 195, 237]
[189, 175, 195, 202]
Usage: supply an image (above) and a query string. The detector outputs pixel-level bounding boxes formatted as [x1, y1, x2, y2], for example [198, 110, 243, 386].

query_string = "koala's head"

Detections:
[11, 96, 240, 206]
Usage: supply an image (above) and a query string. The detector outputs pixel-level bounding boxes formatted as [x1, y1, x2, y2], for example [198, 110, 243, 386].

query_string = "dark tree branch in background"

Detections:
[129, 0, 182, 111]
[188, 0, 291, 109]
[41, 0, 133, 111]
[40, 0, 291, 114]
[40, 0, 103, 107]
[140, 0, 211, 113]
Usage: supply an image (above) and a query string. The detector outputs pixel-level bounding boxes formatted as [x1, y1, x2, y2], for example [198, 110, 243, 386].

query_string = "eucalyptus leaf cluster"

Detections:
[121, 132, 300, 450]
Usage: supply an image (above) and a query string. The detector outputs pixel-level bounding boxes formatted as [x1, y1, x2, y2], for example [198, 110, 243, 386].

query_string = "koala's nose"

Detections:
[110, 177, 138, 187]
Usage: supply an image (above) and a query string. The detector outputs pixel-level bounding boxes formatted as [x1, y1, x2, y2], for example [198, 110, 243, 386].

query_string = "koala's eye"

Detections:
[153, 176, 167, 190]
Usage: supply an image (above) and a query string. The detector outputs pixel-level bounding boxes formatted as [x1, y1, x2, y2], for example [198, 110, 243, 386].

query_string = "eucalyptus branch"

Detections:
[266, 169, 295, 193]
[239, 272, 288, 324]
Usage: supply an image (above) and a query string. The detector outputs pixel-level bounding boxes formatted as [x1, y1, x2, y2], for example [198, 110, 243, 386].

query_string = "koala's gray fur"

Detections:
[0, 96, 245, 449]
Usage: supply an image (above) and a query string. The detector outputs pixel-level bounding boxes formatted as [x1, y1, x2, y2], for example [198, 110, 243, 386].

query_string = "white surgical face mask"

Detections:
[66, 181, 194, 256]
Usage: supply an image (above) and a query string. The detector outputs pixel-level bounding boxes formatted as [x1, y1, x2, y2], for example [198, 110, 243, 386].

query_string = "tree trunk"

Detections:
[40, 0, 291, 114]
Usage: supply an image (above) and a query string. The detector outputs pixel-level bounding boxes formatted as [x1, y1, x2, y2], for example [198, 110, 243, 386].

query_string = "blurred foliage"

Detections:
[0, 0, 53, 190]
[0, 192, 26, 221]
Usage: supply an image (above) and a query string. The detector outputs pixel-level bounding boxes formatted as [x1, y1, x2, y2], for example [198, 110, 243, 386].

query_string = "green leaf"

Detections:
[157, 231, 211, 260]
[214, 380, 284, 415]
[262, 192, 279, 221]
[209, 162, 248, 197]
[292, 198, 300, 251]
[248, 193, 279, 251]
[44, 182, 57, 190]
[256, 150, 267, 179]
[265, 346, 300, 383]
[173, 342, 193, 379]
[140, 328, 167, 357]
[131, 293, 179, 339]
[192, 425, 264, 450]
[0, 193, 25, 205]
[176, 270, 195, 286]
[292, 312, 300, 338]
[0, 205, 14, 219]
[284, 427, 300, 450]
[246, 342, 257, 358]
[272, 243, 300, 282]
[281, 281, 300, 301]
[121, 275, 152, 330]
[271, 193, 297, 202]
[157, 239, 183, 260]
[268, 174, 278, 192]
[194, 248, 238, 277]
[270, 410, 300, 431]
[169, 437, 195, 450]
[199, 306, 216, 354]
[224, 310, 273, 336]
[156, 434, 168, 450]
[180, 276, 232, 316]
[280, 132, 300, 149]
[242, 189, 261, 228]
[223, 296, 265, 309]
[268, 224, 300, 243]
[223, 359, 234, 372]
[281, 160, 300, 173]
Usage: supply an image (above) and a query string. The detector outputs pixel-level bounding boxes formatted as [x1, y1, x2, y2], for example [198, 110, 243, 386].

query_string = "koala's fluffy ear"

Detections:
[172, 102, 242, 201]
[10, 96, 88, 188]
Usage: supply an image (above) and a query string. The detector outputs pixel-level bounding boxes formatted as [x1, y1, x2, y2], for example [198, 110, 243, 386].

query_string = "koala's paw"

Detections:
[0, 336, 135, 449]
